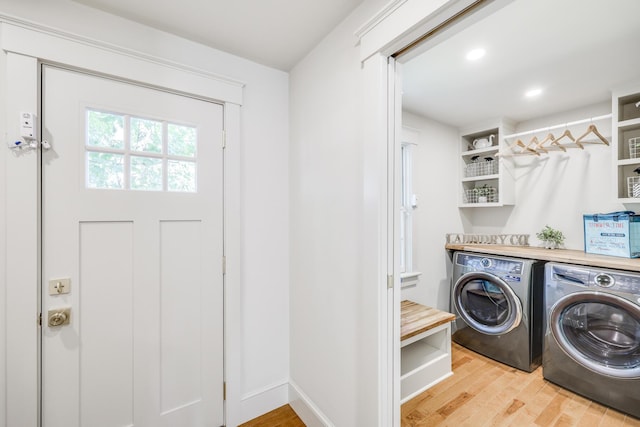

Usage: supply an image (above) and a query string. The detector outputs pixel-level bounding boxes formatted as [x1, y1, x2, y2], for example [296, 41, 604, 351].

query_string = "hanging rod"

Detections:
[503, 114, 612, 139]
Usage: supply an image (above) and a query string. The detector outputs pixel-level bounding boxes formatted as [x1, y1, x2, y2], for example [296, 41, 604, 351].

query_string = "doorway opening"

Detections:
[389, 0, 640, 424]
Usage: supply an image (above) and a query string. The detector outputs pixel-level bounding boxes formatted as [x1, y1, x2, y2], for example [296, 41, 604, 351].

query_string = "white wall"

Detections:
[401, 112, 464, 310]
[401, 100, 636, 254]
[0, 25, 6, 427]
[288, 0, 390, 425]
[470, 102, 637, 249]
[0, 1, 289, 425]
[400, 101, 630, 310]
[289, 0, 640, 424]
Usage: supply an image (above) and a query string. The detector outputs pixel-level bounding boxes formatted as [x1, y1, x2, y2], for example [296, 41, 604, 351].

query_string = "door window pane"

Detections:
[86, 152, 124, 189]
[168, 124, 197, 157]
[87, 110, 124, 149]
[131, 156, 163, 191]
[168, 160, 196, 192]
[85, 109, 199, 192]
[130, 117, 162, 153]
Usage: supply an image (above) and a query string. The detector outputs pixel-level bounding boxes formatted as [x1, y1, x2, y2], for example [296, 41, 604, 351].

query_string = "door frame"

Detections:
[356, 1, 511, 425]
[1, 19, 243, 427]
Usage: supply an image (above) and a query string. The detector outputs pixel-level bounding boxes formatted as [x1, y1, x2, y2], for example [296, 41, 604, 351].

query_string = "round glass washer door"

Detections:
[549, 291, 640, 379]
[453, 271, 522, 335]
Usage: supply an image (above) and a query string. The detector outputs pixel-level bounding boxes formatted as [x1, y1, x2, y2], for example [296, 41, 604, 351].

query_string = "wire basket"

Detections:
[464, 187, 498, 204]
[630, 137, 640, 159]
[628, 176, 640, 198]
[464, 159, 498, 177]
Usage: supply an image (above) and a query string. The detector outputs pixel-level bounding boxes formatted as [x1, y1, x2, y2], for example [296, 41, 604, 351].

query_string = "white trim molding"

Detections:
[356, 1, 513, 426]
[354, 0, 409, 40]
[237, 380, 289, 426]
[1, 17, 244, 427]
[0, 13, 244, 91]
[355, 0, 492, 62]
[400, 271, 422, 288]
[0, 18, 244, 105]
[289, 380, 334, 427]
[4, 51, 40, 427]
[222, 102, 243, 427]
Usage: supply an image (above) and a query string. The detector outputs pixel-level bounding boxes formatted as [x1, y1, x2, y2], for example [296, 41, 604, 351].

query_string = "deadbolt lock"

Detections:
[48, 278, 71, 295]
[48, 308, 71, 327]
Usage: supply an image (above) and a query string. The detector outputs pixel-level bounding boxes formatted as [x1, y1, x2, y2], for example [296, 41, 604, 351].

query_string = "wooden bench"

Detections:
[400, 300, 456, 403]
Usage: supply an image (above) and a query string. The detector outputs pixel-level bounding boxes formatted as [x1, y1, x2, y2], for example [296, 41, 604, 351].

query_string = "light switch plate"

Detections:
[49, 278, 71, 295]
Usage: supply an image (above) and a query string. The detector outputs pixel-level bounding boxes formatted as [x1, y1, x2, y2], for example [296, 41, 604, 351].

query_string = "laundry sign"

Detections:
[583, 211, 640, 258]
[446, 233, 530, 246]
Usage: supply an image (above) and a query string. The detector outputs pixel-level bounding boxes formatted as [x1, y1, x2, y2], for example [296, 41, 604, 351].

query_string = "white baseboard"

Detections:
[288, 380, 334, 427]
[235, 379, 334, 427]
[237, 380, 289, 426]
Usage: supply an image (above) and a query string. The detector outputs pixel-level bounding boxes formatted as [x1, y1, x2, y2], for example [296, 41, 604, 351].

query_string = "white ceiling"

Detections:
[71, 0, 640, 123]
[71, 0, 363, 71]
[402, 0, 640, 128]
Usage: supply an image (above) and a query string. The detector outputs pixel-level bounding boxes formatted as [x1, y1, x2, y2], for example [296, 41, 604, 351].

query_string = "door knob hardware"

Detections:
[48, 308, 71, 327]
[48, 278, 71, 295]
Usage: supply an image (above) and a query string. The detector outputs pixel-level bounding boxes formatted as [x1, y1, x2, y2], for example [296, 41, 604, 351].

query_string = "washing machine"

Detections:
[543, 263, 640, 419]
[451, 251, 546, 372]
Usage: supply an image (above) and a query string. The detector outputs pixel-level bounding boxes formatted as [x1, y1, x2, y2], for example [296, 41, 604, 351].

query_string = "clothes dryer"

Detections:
[544, 263, 640, 419]
[451, 252, 546, 372]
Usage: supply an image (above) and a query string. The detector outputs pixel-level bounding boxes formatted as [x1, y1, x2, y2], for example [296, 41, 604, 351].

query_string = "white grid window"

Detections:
[400, 143, 414, 274]
[85, 109, 197, 192]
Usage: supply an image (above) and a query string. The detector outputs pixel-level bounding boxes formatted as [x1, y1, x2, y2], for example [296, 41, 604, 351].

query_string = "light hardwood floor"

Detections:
[239, 404, 305, 427]
[241, 343, 640, 426]
[402, 342, 640, 426]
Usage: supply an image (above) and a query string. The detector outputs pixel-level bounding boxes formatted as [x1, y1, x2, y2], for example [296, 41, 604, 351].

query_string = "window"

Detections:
[400, 142, 414, 274]
[85, 109, 197, 192]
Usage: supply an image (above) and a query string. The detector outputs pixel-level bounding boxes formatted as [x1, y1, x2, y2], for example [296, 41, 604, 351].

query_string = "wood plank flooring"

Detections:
[241, 343, 640, 427]
[239, 404, 305, 427]
[402, 342, 640, 426]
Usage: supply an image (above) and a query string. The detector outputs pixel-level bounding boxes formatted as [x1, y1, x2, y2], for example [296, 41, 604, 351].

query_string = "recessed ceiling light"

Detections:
[525, 88, 543, 98]
[466, 48, 486, 61]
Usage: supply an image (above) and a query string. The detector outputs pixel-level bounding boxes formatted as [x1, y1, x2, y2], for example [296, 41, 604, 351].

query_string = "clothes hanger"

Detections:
[554, 128, 582, 149]
[527, 136, 547, 154]
[550, 138, 567, 151]
[575, 124, 610, 146]
[540, 134, 573, 153]
[513, 138, 539, 156]
[536, 132, 558, 152]
[539, 132, 556, 145]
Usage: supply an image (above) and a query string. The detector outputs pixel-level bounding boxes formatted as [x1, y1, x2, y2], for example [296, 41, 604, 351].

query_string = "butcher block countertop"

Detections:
[445, 244, 640, 272]
[400, 300, 455, 342]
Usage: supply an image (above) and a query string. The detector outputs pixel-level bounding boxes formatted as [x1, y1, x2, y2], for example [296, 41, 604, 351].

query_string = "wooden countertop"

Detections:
[445, 243, 640, 272]
[400, 300, 455, 342]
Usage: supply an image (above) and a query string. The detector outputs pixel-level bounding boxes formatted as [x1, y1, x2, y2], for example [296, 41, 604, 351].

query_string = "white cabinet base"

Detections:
[400, 301, 455, 404]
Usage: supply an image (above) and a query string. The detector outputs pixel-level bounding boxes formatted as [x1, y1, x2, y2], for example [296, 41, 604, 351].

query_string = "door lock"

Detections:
[48, 278, 71, 295]
[48, 308, 71, 327]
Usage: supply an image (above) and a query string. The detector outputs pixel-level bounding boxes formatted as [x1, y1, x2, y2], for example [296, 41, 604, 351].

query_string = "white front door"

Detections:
[41, 65, 224, 427]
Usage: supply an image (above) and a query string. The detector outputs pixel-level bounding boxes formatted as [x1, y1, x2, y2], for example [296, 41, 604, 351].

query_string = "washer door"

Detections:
[549, 291, 640, 379]
[453, 271, 523, 335]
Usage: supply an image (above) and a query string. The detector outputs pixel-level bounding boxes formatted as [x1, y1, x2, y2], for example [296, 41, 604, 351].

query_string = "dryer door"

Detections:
[453, 271, 523, 335]
[549, 291, 640, 379]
